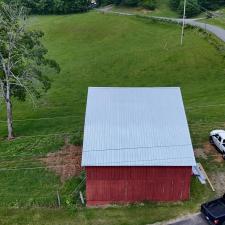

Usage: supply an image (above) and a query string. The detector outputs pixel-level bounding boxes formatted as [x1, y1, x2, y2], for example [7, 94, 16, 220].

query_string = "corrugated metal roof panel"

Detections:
[82, 87, 196, 166]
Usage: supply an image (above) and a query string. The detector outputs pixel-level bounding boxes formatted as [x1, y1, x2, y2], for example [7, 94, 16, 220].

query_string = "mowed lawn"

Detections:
[0, 11, 225, 224]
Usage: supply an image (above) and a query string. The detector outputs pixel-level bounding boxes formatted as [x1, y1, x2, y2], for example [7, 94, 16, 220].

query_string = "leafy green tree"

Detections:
[0, 2, 60, 139]
[178, 0, 200, 18]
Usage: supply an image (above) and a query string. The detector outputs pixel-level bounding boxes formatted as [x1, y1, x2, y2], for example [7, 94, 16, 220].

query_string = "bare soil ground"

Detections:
[194, 143, 224, 163]
[41, 145, 82, 182]
[194, 143, 225, 195]
[209, 172, 225, 196]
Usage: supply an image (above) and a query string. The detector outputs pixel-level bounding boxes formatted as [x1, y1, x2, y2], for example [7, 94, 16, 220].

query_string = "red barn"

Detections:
[82, 87, 196, 206]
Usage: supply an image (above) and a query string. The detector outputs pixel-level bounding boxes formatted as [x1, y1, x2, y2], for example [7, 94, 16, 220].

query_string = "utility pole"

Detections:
[181, 0, 187, 46]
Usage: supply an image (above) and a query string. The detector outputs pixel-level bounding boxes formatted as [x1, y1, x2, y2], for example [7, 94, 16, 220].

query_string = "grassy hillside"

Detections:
[0, 11, 225, 223]
[112, 0, 179, 17]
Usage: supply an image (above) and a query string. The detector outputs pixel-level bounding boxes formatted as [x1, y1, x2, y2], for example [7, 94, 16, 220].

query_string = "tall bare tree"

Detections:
[0, 2, 60, 140]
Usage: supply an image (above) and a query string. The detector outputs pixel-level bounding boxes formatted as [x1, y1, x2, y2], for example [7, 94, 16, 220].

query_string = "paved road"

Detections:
[168, 17, 225, 42]
[167, 213, 208, 225]
[98, 7, 225, 43]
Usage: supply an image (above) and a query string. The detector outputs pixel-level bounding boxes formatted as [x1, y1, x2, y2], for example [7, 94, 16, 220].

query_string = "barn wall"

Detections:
[86, 166, 192, 206]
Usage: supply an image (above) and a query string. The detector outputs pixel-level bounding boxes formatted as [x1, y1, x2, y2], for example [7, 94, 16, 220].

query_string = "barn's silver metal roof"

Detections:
[82, 87, 196, 166]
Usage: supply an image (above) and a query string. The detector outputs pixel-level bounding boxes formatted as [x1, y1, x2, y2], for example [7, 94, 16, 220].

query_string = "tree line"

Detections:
[3, 0, 91, 14]
[169, 0, 225, 17]
[99, 0, 225, 17]
[99, 0, 157, 10]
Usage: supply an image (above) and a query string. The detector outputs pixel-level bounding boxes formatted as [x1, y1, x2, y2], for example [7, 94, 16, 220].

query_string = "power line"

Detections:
[186, 103, 225, 109]
[72, 177, 86, 195]
[10, 131, 80, 140]
[0, 150, 82, 159]
[0, 164, 81, 172]
[1, 99, 225, 123]
[0, 157, 194, 171]
[0, 142, 213, 159]
[0, 115, 84, 123]
[82, 143, 193, 153]
[186, 0, 217, 17]
[0, 103, 225, 126]
[0, 145, 202, 170]
[0, 192, 59, 197]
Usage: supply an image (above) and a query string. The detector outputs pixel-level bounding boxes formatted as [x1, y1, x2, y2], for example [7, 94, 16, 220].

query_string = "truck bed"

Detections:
[204, 198, 225, 218]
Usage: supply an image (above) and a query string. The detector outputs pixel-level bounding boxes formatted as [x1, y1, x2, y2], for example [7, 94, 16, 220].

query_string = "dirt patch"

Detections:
[209, 172, 225, 196]
[194, 143, 224, 163]
[194, 147, 208, 159]
[41, 145, 82, 182]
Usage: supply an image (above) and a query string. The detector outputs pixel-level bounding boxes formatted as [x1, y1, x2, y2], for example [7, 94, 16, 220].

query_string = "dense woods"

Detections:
[170, 0, 225, 17]
[99, 0, 157, 9]
[99, 0, 225, 17]
[3, 0, 90, 14]
[2, 0, 225, 16]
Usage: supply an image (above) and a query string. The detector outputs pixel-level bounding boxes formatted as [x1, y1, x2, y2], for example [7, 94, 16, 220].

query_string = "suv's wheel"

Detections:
[209, 136, 214, 144]
[222, 154, 225, 160]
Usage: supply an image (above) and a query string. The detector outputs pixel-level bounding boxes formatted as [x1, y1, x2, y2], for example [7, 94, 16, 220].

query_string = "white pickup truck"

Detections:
[210, 130, 225, 159]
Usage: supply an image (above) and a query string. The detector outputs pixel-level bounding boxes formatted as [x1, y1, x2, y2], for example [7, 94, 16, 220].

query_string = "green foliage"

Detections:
[178, 0, 200, 17]
[169, 0, 180, 10]
[141, 0, 157, 10]
[4, 0, 90, 14]
[60, 171, 86, 207]
[122, 0, 139, 7]
[199, 0, 225, 10]
[169, 0, 225, 18]
[98, 0, 113, 6]
[0, 2, 60, 102]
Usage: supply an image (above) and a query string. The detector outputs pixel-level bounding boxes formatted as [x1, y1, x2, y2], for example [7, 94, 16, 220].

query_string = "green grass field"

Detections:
[0, 11, 225, 224]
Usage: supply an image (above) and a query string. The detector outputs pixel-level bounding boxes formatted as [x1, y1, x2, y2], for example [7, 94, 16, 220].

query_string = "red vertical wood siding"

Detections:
[86, 166, 192, 206]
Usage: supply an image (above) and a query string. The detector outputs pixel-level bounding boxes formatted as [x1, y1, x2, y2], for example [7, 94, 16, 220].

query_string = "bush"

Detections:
[141, 0, 156, 10]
